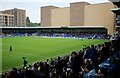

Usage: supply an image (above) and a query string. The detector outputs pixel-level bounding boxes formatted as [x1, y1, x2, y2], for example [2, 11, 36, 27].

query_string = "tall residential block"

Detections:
[4, 8, 26, 26]
[0, 13, 14, 26]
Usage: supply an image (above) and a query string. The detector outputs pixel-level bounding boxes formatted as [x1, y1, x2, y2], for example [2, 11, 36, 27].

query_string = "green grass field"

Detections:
[2, 37, 108, 72]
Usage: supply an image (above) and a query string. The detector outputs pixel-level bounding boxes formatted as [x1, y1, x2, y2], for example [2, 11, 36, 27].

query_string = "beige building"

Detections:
[3, 8, 26, 26]
[41, 2, 115, 34]
[84, 2, 115, 34]
[0, 13, 14, 26]
[51, 7, 70, 26]
[41, 6, 59, 26]
[70, 2, 90, 26]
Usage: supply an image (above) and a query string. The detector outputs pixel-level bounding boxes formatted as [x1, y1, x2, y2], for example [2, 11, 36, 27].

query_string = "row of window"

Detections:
[116, 14, 120, 26]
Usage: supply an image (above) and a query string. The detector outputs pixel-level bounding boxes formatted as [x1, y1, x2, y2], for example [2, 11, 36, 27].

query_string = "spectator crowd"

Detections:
[0, 32, 107, 39]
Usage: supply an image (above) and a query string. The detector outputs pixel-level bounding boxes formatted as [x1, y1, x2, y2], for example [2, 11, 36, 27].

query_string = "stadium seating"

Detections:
[4, 32, 107, 40]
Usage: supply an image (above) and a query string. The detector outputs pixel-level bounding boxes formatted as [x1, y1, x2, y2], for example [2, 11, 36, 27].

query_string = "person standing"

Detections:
[23, 57, 28, 68]
[9, 45, 12, 52]
[82, 35, 84, 41]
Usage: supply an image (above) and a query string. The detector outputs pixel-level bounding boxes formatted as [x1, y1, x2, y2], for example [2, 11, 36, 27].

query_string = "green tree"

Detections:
[26, 16, 41, 27]
[26, 17, 30, 26]
[26, 17, 30, 23]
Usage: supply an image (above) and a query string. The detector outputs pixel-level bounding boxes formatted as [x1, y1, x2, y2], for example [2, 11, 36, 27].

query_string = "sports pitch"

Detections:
[2, 37, 108, 72]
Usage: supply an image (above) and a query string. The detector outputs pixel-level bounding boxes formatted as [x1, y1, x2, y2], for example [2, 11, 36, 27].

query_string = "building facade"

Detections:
[84, 2, 115, 35]
[70, 2, 90, 26]
[41, 2, 115, 34]
[109, 0, 120, 28]
[2, 8, 26, 27]
[41, 6, 59, 26]
[0, 13, 14, 26]
[51, 7, 70, 26]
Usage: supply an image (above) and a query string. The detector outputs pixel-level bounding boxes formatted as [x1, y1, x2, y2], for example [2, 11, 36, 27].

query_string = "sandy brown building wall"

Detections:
[41, 6, 59, 26]
[70, 2, 90, 26]
[51, 7, 70, 26]
[84, 2, 115, 34]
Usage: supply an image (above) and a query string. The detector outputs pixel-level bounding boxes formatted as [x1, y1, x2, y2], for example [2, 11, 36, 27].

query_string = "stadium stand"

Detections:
[1, 32, 107, 40]
[1, 26, 108, 39]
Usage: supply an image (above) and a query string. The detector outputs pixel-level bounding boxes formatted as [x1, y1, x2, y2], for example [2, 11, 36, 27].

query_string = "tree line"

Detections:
[26, 17, 40, 27]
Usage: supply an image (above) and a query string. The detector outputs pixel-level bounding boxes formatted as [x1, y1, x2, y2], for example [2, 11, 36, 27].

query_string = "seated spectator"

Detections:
[71, 51, 82, 78]
[98, 42, 110, 63]
[24, 70, 36, 78]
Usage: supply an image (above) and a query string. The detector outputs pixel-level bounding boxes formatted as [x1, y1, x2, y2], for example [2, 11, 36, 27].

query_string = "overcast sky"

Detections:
[0, 0, 109, 23]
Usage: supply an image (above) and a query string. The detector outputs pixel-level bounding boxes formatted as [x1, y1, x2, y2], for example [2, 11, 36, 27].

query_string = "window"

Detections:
[117, 15, 120, 19]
